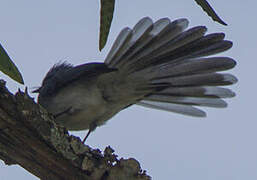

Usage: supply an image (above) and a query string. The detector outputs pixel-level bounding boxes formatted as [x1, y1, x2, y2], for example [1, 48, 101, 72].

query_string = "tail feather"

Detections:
[157, 86, 236, 98]
[107, 17, 154, 67]
[125, 26, 207, 72]
[136, 57, 236, 80]
[157, 33, 227, 63]
[137, 101, 207, 117]
[144, 95, 227, 108]
[104, 17, 237, 117]
[151, 73, 237, 86]
[182, 40, 233, 61]
[108, 18, 189, 68]
[128, 34, 231, 73]
[105, 27, 132, 65]
[112, 18, 172, 68]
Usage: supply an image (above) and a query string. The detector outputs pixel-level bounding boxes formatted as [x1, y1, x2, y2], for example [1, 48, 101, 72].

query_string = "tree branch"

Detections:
[0, 80, 151, 180]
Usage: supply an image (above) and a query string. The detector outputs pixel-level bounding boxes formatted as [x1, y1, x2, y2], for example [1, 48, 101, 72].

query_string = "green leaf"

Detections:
[0, 43, 24, 84]
[99, 0, 115, 51]
[195, 0, 227, 26]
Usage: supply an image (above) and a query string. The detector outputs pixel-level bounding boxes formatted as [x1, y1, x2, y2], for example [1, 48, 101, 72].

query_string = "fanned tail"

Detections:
[104, 17, 237, 117]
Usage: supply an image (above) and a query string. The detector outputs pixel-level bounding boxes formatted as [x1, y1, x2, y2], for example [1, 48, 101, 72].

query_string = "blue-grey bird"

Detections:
[33, 17, 237, 142]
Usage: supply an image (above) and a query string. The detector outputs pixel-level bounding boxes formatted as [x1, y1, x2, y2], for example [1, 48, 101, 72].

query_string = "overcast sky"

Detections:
[0, 0, 256, 180]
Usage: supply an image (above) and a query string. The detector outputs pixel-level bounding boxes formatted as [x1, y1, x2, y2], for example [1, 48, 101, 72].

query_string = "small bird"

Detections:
[33, 17, 237, 143]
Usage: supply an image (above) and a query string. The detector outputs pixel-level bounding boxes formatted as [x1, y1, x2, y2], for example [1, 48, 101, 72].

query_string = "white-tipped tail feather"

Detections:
[138, 101, 207, 117]
[104, 17, 237, 117]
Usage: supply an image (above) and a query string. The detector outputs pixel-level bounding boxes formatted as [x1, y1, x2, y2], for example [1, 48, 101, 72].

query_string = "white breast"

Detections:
[44, 81, 115, 130]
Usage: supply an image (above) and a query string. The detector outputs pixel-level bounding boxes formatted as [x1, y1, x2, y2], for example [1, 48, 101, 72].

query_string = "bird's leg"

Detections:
[82, 122, 97, 143]
[82, 130, 92, 143]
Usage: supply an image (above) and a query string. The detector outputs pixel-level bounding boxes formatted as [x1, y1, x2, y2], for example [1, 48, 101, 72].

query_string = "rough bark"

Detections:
[0, 80, 151, 180]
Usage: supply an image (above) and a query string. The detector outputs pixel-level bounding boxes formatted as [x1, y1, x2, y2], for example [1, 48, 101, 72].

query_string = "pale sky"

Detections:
[0, 0, 256, 180]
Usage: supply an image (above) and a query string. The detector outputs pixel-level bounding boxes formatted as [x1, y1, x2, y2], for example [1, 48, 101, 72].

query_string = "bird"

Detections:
[33, 17, 237, 143]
